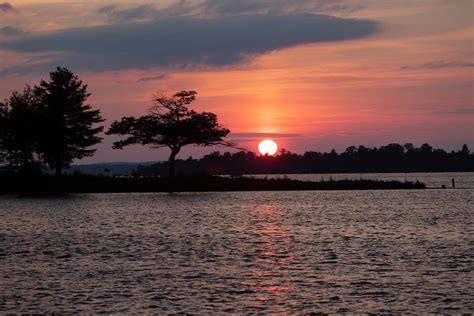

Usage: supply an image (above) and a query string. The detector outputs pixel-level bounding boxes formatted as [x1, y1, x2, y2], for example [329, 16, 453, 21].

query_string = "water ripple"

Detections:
[0, 189, 473, 313]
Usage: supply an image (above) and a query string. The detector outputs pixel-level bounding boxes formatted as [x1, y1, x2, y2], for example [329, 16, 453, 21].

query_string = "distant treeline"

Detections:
[136, 143, 474, 176]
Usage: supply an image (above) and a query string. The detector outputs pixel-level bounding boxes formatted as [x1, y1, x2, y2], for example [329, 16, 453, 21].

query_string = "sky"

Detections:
[0, 0, 473, 163]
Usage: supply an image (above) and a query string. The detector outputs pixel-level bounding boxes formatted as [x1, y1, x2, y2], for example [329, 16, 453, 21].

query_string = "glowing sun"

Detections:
[258, 139, 278, 156]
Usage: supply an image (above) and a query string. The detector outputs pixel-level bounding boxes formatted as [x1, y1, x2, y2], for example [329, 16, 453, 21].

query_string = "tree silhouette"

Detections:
[107, 90, 232, 177]
[34, 67, 104, 176]
[135, 143, 474, 176]
[0, 86, 41, 172]
[0, 104, 5, 164]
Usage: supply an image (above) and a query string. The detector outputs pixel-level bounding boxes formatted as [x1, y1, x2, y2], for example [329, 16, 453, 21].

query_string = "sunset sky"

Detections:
[1, 0, 473, 163]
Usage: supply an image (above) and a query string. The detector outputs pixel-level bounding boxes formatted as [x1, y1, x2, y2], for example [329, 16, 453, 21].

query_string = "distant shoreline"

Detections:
[0, 175, 425, 194]
[67, 164, 474, 177]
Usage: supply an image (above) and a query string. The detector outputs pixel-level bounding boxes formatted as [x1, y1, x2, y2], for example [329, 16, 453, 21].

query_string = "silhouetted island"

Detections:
[2, 68, 472, 184]
[0, 174, 425, 194]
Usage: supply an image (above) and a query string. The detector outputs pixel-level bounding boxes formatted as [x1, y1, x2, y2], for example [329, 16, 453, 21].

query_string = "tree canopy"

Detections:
[0, 86, 41, 171]
[107, 90, 231, 176]
[0, 67, 104, 175]
[34, 67, 104, 176]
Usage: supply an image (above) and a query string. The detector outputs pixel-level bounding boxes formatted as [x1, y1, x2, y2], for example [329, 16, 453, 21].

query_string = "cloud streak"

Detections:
[0, 2, 14, 12]
[137, 74, 168, 82]
[97, 4, 159, 22]
[96, 0, 363, 23]
[1, 13, 376, 74]
[0, 26, 25, 37]
[435, 108, 474, 115]
[230, 132, 304, 138]
[202, 0, 362, 16]
[401, 60, 474, 70]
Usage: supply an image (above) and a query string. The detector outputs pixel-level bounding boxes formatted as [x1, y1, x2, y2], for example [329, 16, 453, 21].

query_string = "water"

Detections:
[1, 177, 473, 313]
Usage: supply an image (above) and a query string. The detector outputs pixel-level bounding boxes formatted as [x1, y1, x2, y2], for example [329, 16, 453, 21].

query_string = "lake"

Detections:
[1, 173, 473, 313]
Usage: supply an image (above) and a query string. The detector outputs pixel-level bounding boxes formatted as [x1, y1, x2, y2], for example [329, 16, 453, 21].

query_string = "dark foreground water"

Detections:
[1, 189, 473, 313]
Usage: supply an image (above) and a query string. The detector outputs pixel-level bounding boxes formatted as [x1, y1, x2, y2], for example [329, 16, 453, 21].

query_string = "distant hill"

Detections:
[65, 162, 156, 176]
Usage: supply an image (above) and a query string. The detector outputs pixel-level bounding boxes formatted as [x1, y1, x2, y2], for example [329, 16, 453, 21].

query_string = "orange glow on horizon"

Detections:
[0, 0, 472, 163]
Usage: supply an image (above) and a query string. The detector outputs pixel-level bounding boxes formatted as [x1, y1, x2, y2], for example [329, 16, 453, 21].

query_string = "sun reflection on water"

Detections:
[242, 203, 299, 311]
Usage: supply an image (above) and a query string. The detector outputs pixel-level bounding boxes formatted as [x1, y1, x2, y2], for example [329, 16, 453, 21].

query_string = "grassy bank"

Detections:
[0, 174, 425, 194]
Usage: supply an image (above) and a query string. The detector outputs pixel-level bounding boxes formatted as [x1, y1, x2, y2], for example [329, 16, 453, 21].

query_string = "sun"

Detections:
[258, 139, 278, 156]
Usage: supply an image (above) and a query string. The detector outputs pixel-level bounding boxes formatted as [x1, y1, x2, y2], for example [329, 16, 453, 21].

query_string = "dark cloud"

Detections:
[0, 26, 25, 37]
[2, 13, 376, 74]
[137, 74, 168, 82]
[401, 60, 474, 70]
[0, 2, 14, 12]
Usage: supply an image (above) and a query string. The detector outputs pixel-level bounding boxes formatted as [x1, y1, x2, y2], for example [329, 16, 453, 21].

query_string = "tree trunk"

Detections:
[168, 148, 179, 177]
[55, 166, 62, 177]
